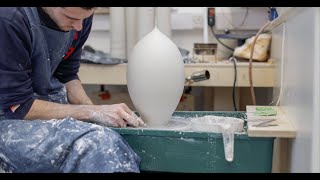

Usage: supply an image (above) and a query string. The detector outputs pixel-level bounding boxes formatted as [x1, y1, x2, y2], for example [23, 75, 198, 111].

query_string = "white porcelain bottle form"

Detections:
[127, 27, 185, 127]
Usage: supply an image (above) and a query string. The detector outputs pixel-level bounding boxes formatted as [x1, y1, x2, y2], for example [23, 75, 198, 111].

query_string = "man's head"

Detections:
[42, 7, 97, 31]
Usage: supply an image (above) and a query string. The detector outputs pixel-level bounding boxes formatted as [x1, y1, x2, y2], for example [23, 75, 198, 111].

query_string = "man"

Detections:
[0, 7, 144, 173]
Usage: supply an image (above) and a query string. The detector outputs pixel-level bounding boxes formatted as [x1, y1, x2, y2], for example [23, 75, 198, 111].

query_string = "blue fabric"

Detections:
[0, 109, 4, 120]
[0, 7, 92, 119]
[0, 118, 141, 173]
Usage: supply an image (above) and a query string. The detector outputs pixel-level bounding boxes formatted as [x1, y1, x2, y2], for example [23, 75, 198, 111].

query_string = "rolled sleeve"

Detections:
[3, 98, 35, 119]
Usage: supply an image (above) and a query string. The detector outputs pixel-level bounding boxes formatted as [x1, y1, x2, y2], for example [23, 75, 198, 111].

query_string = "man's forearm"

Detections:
[23, 98, 144, 128]
[24, 99, 94, 121]
[65, 79, 93, 105]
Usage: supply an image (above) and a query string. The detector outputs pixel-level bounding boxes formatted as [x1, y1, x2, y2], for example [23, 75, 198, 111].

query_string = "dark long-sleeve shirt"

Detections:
[0, 7, 93, 119]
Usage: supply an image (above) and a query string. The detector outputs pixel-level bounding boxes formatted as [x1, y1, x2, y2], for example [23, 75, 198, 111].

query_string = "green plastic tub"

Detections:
[112, 111, 274, 173]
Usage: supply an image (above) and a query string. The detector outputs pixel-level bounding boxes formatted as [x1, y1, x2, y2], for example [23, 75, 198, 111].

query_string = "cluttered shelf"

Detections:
[78, 61, 275, 87]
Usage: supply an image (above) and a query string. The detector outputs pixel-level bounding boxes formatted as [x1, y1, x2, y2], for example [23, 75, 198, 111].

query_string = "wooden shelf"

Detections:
[78, 62, 275, 87]
[246, 106, 296, 138]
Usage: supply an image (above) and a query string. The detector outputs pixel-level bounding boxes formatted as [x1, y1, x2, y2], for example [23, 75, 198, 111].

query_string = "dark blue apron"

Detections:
[0, 7, 141, 173]
[24, 7, 75, 104]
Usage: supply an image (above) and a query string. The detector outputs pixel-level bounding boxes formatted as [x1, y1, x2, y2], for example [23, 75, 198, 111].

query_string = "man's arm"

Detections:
[24, 99, 144, 127]
[24, 99, 91, 120]
[0, 10, 35, 120]
[0, 10, 143, 127]
[65, 79, 93, 105]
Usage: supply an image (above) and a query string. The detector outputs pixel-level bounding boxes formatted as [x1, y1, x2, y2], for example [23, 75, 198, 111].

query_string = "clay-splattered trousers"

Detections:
[0, 117, 141, 173]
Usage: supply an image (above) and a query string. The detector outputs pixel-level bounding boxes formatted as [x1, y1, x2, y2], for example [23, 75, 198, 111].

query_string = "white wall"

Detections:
[85, 7, 206, 54]
[313, 7, 320, 173]
[85, 7, 267, 59]
[271, 7, 320, 173]
[85, 30, 110, 53]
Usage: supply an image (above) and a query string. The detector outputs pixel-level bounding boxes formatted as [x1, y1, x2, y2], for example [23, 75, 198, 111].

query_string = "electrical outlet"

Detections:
[192, 14, 203, 29]
[207, 7, 215, 27]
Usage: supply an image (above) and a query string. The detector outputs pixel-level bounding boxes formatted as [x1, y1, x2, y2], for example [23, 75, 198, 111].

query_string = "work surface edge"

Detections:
[79, 62, 275, 87]
[246, 106, 296, 138]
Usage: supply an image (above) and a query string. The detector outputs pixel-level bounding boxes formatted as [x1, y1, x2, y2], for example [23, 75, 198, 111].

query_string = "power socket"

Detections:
[208, 7, 215, 27]
[192, 14, 203, 29]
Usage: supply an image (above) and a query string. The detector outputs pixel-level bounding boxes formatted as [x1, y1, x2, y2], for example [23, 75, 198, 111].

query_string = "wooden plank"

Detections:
[79, 62, 275, 87]
[272, 138, 290, 173]
[79, 63, 127, 85]
[246, 106, 296, 138]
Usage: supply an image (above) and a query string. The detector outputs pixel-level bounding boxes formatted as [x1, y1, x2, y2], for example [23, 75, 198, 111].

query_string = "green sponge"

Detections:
[254, 107, 277, 116]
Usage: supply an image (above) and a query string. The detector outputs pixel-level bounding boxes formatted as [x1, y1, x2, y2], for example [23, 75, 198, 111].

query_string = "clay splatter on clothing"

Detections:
[0, 118, 140, 173]
[0, 153, 14, 173]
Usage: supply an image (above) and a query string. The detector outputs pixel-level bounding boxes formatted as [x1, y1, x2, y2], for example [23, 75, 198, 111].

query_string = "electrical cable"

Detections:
[248, 21, 271, 105]
[209, 26, 234, 51]
[268, 23, 286, 106]
[238, 7, 249, 28]
[275, 23, 286, 106]
[208, 17, 237, 110]
[230, 57, 238, 111]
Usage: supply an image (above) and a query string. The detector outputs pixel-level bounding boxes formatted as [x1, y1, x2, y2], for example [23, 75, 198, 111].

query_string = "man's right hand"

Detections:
[24, 100, 145, 128]
[89, 103, 145, 128]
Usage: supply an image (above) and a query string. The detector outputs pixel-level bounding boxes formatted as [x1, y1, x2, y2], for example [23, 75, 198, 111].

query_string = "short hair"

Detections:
[81, 7, 95, 10]
[60, 7, 96, 10]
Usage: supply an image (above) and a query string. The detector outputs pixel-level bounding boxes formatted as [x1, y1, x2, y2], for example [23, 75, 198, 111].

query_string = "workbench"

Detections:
[78, 61, 275, 87]
[78, 62, 296, 172]
[112, 108, 296, 173]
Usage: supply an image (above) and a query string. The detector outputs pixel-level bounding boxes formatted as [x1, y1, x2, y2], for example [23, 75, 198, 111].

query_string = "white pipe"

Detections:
[110, 7, 126, 59]
[125, 7, 137, 59]
[137, 7, 155, 41]
[155, 7, 172, 39]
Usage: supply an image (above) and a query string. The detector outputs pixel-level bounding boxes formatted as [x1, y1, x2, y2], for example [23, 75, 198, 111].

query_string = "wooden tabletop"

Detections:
[79, 62, 275, 87]
[246, 106, 296, 138]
